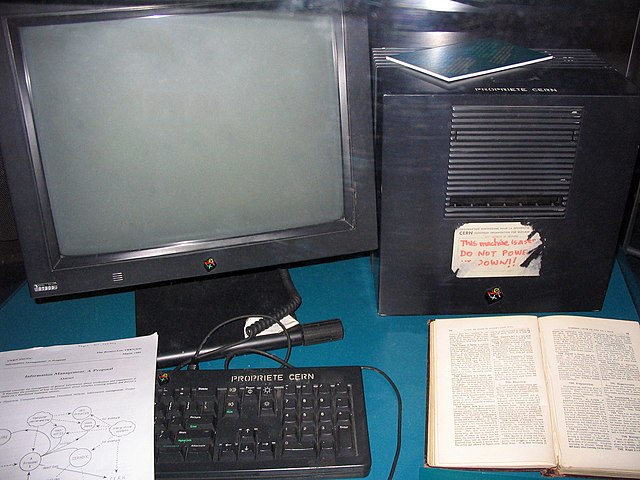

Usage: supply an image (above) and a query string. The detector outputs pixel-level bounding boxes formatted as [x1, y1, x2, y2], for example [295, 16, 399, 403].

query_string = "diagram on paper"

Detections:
[0, 406, 136, 479]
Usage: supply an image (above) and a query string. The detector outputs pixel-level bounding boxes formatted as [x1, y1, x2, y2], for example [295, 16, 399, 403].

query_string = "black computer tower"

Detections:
[373, 50, 640, 315]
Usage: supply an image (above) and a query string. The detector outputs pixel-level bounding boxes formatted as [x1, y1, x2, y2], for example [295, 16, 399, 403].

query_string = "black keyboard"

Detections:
[154, 366, 371, 479]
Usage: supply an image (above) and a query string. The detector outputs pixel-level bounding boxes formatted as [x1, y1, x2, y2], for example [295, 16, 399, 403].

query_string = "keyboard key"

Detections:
[185, 414, 215, 430]
[185, 444, 211, 463]
[218, 442, 237, 461]
[238, 442, 256, 460]
[259, 398, 276, 417]
[222, 399, 239, 418]
[318, 394, 331, 409]
[257, 441, 275, 460]
[300, 424, 315, 438]
[241, 387, 259, 417]
[199, 398, 216, 414]
[157, 444, 183, 463]
[282, 438, 315, 459]
[283, 396, 297, 410]
[319, 437, 336, 458]
[337, 424, 355, 456]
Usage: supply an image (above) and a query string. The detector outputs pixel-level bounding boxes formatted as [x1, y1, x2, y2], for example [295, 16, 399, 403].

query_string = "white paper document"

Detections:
[0, 333, 158, 480]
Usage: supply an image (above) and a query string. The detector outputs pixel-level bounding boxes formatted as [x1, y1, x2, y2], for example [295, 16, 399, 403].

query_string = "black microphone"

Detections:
[157, 319, 344, 369]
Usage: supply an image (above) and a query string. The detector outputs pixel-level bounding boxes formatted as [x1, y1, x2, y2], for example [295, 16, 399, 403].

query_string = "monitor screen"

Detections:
[20, 10, 344, 257]
[0, 0, 376, 299]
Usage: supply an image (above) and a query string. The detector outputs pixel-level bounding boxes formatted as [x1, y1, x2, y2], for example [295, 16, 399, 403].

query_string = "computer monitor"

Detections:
[0, 0, 376, 362]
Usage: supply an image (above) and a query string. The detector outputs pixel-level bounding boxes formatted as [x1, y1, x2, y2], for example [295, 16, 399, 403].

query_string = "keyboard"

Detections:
[154, 366, 371, 479]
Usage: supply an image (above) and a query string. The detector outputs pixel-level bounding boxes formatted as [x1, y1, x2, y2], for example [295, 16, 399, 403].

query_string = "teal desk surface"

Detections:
[0, 254, 638, 480]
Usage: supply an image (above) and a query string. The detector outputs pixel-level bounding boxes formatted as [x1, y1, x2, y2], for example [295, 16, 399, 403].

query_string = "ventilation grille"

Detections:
[445, 105, 581, 218]
[537, 49, 612, 69]
[372, 47, 416, 68]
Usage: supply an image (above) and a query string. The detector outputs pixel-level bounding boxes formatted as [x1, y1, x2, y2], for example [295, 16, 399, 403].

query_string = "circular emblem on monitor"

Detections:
[203, 257, 217, 272]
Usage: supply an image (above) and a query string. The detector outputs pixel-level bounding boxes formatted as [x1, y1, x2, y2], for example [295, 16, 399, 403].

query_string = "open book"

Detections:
[427, 315, 640, 478]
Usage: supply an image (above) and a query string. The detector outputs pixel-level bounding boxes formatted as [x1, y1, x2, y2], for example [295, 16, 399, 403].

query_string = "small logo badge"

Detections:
[33, 282, 58, 293]
[157, 372, 170, 384]
[203, 257, 217, 272]
[485, 286, 503, 305]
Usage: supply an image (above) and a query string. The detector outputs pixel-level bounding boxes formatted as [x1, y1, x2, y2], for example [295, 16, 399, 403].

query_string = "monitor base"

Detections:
[135, 268, 301, 368]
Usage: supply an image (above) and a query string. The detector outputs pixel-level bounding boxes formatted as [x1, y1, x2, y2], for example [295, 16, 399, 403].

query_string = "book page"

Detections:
[538, 316, 640, 477]
[427, 316, 555, 468]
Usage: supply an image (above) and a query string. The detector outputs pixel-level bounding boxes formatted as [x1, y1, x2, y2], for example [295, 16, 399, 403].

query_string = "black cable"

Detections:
[199, 316, 294, 368]
[268, 268, 302, 321]
[361, 365, 402, 480]
[246, 315, 293, 364]
[174, 313, 287, 371]
[176, 314, 294, 371]
[182, 336, 254, 371]
[194, 314, 255, 361]
[245, 316, 279, 337]
[173, 315, 251, 371]
[224, 348, 296, 369]
[221, 316, 293, 368]
[275, 317, 293, 364]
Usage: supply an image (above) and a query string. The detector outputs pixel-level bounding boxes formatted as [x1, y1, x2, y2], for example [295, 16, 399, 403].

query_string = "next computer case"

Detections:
[373, 51, 640, 315]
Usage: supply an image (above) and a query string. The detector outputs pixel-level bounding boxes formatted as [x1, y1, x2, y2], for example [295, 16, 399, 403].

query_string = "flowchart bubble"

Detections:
[81, 418, 97, 431]
[109, 420, 135, 437]
[27, 411, 52, 427]
[69, 448, 92, 467]
[72, 406, 92, 420]
[20, 452, 41, 471]
[51, 425, 66, 439]
[0, 429, 11, 445]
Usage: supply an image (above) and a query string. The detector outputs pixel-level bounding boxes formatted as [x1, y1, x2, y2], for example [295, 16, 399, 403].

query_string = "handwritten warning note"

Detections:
[451, 222, 543, 278]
